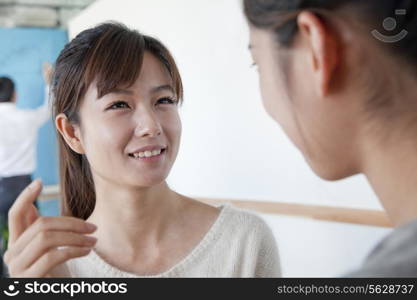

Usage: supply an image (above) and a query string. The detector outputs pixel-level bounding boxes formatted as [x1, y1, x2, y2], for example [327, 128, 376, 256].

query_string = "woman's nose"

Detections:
[134, 112, 162, 138]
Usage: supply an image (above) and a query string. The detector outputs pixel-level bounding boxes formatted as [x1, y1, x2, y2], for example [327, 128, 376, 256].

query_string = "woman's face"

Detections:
[75, 52, 182, 188]
[249, 26, 360, 180]
[249, 28, 305, 151]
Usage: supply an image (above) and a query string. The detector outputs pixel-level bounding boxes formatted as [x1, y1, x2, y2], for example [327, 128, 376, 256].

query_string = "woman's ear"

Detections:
[55, 113, 85, 154]
[297, 11, 339, 96]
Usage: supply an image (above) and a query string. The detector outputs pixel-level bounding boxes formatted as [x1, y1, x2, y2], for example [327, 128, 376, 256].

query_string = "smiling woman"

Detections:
[3, 22, 281, 278]
[52, 23, 184, 220]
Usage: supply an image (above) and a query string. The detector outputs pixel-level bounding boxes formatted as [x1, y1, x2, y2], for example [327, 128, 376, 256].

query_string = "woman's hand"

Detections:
[3, 179, 97, 277]
[42, 62, 53, 86]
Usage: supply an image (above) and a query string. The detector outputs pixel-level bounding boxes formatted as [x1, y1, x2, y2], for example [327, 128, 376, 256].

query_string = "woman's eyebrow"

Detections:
[151, 85, 175, 94]
[110, 88, 134, 95]
[102, 85, 174, 99]
[97, 89, 134, 101]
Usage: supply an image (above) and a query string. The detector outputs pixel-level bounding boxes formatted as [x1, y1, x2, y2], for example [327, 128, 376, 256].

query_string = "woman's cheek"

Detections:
[165, 113, 182, 153]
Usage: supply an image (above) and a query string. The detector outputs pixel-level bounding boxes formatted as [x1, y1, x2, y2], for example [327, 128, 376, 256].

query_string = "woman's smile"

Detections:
[128, 147, 167, 162]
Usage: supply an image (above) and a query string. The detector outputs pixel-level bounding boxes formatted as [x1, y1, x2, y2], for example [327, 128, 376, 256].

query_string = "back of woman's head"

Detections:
[52, 22, 183, 219]
[0, 77, 15, 103]
[244, 0, 417, 76]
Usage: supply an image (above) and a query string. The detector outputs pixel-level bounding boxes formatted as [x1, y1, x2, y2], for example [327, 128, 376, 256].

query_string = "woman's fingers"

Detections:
[11, 231, 97, 272]
[8, 179, 43, 245]
[21, 247, 93, 278]
[8, 216, 97, 258]
[4, 182, 99, 278]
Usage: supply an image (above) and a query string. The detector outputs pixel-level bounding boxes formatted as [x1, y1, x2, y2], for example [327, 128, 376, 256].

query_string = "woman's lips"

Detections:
[129, 148, 166, 162]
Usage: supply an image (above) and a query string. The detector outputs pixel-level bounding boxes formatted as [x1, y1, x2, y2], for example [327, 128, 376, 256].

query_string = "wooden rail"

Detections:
[39, 185, 392, 228]
[198, 198, 392, 228]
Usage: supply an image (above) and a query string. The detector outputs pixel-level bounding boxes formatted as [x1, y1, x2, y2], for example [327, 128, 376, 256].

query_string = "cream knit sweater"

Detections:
[51, 204, 281, 277]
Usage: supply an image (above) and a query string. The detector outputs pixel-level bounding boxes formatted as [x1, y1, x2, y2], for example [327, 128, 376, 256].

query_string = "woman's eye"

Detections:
[157, 97, 177, 105]
[108, 101, 130, 110]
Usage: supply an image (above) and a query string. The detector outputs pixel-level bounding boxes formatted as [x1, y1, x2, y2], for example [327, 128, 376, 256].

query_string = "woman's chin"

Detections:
[309, 161, 358, 182]
[126, 174, 168, 188]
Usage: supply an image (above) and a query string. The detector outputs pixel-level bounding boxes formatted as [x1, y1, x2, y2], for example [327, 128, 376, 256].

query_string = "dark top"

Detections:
[348, 218, 417, 277]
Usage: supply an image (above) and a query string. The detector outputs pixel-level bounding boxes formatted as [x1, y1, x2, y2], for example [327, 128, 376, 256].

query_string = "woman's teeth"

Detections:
[132, 149, 162, 158]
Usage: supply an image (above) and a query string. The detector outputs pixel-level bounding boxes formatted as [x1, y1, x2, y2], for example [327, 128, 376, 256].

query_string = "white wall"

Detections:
[68, 0, 390, 277]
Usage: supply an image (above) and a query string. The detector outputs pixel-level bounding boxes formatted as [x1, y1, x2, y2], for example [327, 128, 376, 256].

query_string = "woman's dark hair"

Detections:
[0, 77, 15, 103]
[52, 22, 183, 220]
[244, 0, 417, 74]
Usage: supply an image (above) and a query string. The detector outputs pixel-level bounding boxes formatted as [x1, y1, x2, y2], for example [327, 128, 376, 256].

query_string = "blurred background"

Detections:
[0, 0, 391, 277]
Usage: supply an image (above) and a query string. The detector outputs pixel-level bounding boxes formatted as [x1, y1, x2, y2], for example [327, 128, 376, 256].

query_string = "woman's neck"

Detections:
[86, 179, 183, 256]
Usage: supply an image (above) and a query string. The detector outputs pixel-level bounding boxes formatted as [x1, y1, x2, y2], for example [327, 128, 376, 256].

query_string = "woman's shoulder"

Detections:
[219, 203, 275, 237]
[175, 195, 278, 250]
[202, 203, 274, 243]
[181, 196, 272, 235]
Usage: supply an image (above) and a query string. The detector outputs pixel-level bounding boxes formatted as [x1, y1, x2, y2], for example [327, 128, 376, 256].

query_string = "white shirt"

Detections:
[50, 204, 282, 278]
[0, 86, 50, 177]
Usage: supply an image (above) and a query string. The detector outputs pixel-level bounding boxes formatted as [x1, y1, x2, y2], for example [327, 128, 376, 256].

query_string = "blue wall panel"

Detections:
[0, 28, 68, 215]
[0, 27, 67, 184]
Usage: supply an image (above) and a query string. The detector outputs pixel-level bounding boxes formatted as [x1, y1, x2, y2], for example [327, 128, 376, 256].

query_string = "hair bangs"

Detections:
[83, 25, 146, 99]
